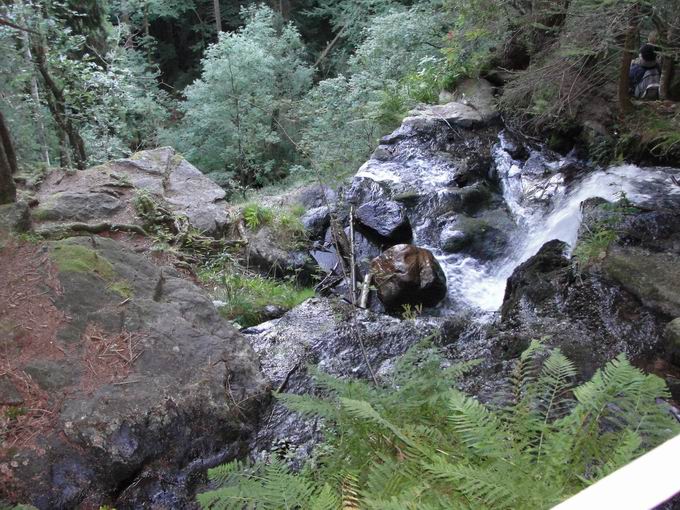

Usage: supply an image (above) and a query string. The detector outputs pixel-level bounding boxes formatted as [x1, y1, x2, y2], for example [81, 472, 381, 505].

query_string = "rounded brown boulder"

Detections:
[370, 244, 447, 312]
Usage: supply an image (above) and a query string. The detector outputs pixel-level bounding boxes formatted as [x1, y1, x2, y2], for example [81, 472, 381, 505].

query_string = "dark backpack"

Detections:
[634, 66, 661, 100]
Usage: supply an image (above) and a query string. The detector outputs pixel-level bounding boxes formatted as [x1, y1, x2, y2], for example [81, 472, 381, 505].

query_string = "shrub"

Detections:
[198, 339, 679, 509]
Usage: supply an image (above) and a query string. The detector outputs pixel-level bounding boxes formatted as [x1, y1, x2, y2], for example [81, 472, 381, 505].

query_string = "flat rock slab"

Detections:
[34, 147, 231, 235]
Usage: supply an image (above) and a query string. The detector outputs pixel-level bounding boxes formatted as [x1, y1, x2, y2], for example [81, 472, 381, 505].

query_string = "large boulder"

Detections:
[498, 239, 669, 380]
[370, 244, 447, 312]
[601, 246, 680, 318]
[0, 236, 268, 508]
[355, 199, 412, 243]
[33, 147, 231, 235]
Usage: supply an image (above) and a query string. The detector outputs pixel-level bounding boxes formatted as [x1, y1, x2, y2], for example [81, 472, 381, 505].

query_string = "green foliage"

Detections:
[162, 5, 312, 186]
[573, 194, 639, 266]
[242, 203, 275, 230]
[198, 260, 314, 328]
[198, 340, 678, 509]
[299, 72, 394, 178]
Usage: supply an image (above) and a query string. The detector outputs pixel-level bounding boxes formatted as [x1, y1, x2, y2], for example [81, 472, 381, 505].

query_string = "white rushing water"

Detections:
[426, 136, 680, 313]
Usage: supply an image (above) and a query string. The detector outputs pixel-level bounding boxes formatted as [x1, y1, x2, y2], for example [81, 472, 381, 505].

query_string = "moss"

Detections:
[51, 243, 115, 281]
[108, 280, 134, 299]
[31, 206, 53, 222]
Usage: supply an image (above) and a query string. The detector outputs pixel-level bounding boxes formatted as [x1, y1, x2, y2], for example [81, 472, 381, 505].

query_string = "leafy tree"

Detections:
[198, 340, 679, 509]
[161, 5, 312, 187]
[348, 4, 446, 82]
[298, 72, 394, 179]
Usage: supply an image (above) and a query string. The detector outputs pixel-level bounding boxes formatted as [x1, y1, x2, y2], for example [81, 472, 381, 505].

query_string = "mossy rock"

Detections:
[602, 245, 680, 318]
[51, 242, 116, 281]
[50, 241, 134, 298]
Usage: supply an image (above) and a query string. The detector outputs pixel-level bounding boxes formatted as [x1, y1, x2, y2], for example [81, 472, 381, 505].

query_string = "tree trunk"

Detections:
[213, 0, 222, 33]
[34, 44, 87, 170]
[17, 0, 50, 167]
[660, 19, 678, 100]
[618, 21, 636, 114]
[0, 110, 18, 176]
[0, 111, 17, 204]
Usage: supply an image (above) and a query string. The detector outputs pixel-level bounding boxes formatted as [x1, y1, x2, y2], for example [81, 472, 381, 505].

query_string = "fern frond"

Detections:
[425, 460, 517, 509]
[448, 391, 505, 458]
[340, 397, 416, 447]
[341, 472, 361, 510]
[276, 392, 338, 419]
[310, 483, 341, 510]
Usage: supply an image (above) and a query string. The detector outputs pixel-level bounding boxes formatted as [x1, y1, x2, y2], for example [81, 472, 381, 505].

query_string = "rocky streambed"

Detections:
[2, 80, 680, 508]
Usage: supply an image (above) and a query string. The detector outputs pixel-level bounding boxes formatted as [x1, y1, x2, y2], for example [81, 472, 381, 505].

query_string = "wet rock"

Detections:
[246, 226, 318, 284]
[301, 206, 330, 239]
[244, 297, 440, 463]
[0, 376, 23, 405]
[355, 199, 411, 243]
[499, 239, 667, 379]
[664, 318, 680, 365]
[351, 229, 384, 278]
[619, 209, 680, 253]
[2, 236, 268, 509]
[370, 244, 447, 312]
[0, 201, 31, 234]
[439, 215, 508, 260]
[34, 192, 123, 222]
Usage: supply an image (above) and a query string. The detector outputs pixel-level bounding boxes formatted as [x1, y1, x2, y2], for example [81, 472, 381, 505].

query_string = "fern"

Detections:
[198, 342, 679, 509]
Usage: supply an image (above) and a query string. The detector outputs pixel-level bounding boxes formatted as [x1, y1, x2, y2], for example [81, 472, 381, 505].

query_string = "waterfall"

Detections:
[422, 133, 680, 313]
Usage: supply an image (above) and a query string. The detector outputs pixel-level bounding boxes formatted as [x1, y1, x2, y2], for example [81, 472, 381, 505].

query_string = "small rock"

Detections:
[370, 244, 447, 312]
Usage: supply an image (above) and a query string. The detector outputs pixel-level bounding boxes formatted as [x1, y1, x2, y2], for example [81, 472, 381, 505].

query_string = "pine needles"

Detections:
[198, 340, 679, 509]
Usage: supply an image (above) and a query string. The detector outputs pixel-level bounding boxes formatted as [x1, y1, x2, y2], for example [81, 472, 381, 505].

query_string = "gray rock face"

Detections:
[2, 236, 268, 509]
[355, 199, 411, 243]
[301, 206, 331, 239]
[34, 147, 230, 235]
[35, 191, 123, 221]
[370, 244, 447, 312]
[117, 147, 230, 233]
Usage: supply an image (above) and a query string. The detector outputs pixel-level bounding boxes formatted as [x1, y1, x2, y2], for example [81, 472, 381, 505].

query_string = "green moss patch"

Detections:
[51, 243, 116, 280]
[51, 242, 134, 298]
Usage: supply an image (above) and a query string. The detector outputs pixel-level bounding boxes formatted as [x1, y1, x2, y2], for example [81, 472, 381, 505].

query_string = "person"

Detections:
[629, 43, 661, 100]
